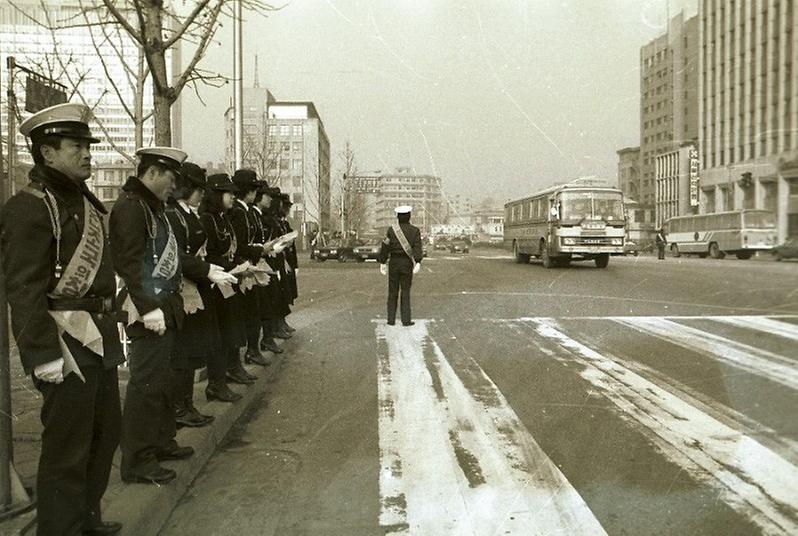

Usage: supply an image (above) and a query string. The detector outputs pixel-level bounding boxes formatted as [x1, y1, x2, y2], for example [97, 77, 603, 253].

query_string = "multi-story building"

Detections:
[639, 12, 699, 208]
[655, 143, 700, 227]
[361, 168, 444, 236]
[617, 146, 642, 200]
[698, 0, 798, 241]
[471, 208, 504, 243]
[349, 171, 383, 237]
[446, 194, 473, 225]
[0, 0, 180, 196]
[224, 95, 332, 234]
[93, 161, 136, 207]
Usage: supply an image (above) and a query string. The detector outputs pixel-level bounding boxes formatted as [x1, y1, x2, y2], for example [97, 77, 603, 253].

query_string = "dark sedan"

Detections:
[772, 238, 798, 261]
[353, 242, 382, 262]
[448, 240, 470, 254]
[314, 244, 356, 262]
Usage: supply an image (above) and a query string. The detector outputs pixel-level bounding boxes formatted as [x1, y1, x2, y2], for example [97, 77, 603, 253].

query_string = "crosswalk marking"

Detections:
[530, 319, 798, 535]
[615, 317, 798, 391]
[376, 320, 606, 535]
[706, 315, 798, 342]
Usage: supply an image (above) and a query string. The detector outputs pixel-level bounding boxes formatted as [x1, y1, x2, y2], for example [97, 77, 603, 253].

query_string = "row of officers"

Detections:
[0, 103, 301, 536]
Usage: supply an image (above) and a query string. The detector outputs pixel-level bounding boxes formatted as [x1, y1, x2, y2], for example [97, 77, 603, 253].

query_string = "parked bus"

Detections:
[664, 209, 777, 259]
[504, 180, 626, 268]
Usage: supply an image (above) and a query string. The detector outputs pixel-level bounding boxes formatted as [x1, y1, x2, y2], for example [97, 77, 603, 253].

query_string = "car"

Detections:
[772, 238, 798, 261]
[623, 240, 639, 256]
[353, 241, 383, 262]
[314, 244, 356, 262]
[448, 240, 470, 254]
[433, 238, 449, 250]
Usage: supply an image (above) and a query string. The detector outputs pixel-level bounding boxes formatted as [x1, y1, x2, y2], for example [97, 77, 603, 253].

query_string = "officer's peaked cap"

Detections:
[395, 205, 412, 214]
[136, 147, 187, 177]
[20, 103, 100, 143]
[207, 173, 237, 192]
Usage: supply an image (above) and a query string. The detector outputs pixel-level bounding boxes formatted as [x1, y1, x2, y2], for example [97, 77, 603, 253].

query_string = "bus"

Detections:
[664, 209, 777, 259]
[504, 180, 626, 268]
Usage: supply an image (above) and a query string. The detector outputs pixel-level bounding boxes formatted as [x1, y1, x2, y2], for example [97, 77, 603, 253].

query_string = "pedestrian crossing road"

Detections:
[376, 315, 798, 535]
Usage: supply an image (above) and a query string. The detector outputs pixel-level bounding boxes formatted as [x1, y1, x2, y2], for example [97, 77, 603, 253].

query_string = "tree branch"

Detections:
[100, 0, 143, 44]
[163, 0, 213, 49]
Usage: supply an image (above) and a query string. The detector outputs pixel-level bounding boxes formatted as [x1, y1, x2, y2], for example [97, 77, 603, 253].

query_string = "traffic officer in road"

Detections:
[656, 226, 667, 260]
[0, 103, 124, 536]
[110, 147, 194, 485]
[378, 205, 424, 326]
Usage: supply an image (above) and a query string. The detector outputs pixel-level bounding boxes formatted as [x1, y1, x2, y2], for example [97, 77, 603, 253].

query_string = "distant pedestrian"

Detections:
[1, 103, 124, 535]
[656, 226, 667, 259]
[378, 205, 424, 326]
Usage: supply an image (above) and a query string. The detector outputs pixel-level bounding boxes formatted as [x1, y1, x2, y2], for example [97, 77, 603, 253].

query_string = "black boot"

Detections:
[260, 336, 283, 354]
[280, 317, 296, 333]
[245, 348, 271, 366]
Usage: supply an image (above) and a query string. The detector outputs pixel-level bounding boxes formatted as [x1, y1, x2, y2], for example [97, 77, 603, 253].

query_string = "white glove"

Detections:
[34, 358, 65, 384]
[294, 268, 299, 276]
[142, 308, 166, 336]
[273, 243, 286, 254]
[380, 264, 388, 276]
[413, 263, 421, 275]
[209, 270, 238, 286]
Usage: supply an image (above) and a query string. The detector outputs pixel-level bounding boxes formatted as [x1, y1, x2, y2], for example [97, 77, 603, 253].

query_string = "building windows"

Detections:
[293, 142, 302, 152]
[292, 125, 302, 136]
[268, 125, 278, 135]
[280, 125, 290, 136]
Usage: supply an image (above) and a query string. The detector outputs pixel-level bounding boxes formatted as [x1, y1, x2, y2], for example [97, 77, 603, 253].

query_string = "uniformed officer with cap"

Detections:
[0, 103, 124, 535]
[377, 205, 424, 326]
[110, 146, 195, 485]
[230, 169, 273, 367]
[165, 163, 238, 427]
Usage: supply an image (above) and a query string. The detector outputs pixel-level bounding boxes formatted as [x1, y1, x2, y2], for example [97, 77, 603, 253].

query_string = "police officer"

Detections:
[0, 103, 124, 535]
[165, 162, 238, 426]
[378, 206, 423, 326]
[199, 174, 256, 389]
[110, 147, 194, 485]
[230, 169, 271, 366]
[656, 226, 667, 260]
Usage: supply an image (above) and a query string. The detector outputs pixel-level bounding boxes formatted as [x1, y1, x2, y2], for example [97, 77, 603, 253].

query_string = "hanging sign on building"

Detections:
[25, 75, 67, 113]
[689, 147, 700, 207]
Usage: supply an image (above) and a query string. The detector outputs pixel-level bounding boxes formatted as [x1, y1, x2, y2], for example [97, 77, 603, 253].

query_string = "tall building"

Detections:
[698, 0, 798, 241]
[373, 167, 444, 235]
[223, 87, 276, 175]
[639, 13, 699, 208]
[0, 1, 180, 194]
[617, 146, 641, 200]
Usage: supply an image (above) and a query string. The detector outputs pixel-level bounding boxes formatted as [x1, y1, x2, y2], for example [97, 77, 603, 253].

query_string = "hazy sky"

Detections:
[182, 0, 697, 201]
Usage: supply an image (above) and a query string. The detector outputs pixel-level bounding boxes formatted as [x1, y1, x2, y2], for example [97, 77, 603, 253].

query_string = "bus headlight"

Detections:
[611, 238, 623, 245]
[562, 237, 576, 245]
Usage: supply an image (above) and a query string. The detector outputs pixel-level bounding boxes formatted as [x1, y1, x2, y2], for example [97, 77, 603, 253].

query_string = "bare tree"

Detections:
[101, 0, 278, 145]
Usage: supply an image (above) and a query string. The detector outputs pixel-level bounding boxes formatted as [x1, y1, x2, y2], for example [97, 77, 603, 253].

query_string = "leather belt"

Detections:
[48, 296, 115, 314]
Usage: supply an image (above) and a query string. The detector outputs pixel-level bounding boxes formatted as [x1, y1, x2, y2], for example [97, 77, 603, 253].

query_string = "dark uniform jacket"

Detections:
[0, 165, 124, 373]
[166, 201, 219, 361]
[110, 176, 184, 330]
[229, 200, 264, 265]
[378, 222, 424, 264]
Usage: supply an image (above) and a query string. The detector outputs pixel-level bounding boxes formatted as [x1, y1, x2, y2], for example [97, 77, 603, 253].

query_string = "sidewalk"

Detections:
[1, 312, 305, 536]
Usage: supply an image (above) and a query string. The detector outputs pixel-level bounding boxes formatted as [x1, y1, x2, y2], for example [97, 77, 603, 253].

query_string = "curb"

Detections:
[5, 350, 284, 536]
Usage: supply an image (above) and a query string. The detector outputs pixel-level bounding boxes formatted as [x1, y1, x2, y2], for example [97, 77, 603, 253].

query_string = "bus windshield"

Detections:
[559, 191, 624, 222]
[743, 211, 776, 228]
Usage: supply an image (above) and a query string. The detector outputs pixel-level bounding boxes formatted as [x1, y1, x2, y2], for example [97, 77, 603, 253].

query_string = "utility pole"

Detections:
[232, 0, 243, 169]
[341, 173, 346, 234]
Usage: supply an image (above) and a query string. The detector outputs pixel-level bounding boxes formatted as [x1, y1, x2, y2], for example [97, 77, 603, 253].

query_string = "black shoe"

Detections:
[226, 369, 255, 384]
[280, 319, 296, 333]
[387, 321, 396, 326]
[122, 467, 176, 485]
[176, 406, 212, 428]
[245, 350, 271, 366]
[206, 384, 242, 402]
[273, 329, 292, 340]
[83, 521, 122, 535]
[260, 338, 284, 354]
[156, 444, 194, 461]
[402, 321, 415, 327]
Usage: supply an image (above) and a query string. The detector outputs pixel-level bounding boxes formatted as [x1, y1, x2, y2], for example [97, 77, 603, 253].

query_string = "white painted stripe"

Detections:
[479, 315, 798, 322]
[708, 316, 798, 342]
[376, 320, 606, 536]
[615, 317, 798, 391]
[531, 320, 798, 535]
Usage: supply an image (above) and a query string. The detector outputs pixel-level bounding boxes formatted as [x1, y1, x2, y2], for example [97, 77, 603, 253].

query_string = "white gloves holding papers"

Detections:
[379, 263, 387, 276]
[34, 358, 65, 384]
[413, 263, 421, 275]
[208, 264, 238, 286]
[142, 308, 166, 336]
